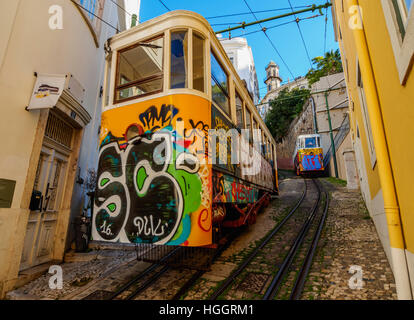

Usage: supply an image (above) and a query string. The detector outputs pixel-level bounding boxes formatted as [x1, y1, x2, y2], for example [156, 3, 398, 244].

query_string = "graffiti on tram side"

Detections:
[212, 172, 259, 204]
[92, 95, 212, 246]
[298, 148, 323, 171]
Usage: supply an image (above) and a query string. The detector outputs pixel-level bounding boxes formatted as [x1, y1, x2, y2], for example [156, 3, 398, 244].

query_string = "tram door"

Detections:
[20, 113, 72, 270]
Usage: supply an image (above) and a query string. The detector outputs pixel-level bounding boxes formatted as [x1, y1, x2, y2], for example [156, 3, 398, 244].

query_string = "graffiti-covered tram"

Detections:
[293, 134, 324, 176]
[93, 10, 279, 248]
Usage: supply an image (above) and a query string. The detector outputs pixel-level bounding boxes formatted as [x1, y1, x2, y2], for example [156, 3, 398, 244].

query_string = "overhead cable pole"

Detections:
[325, 92, 339, 178]
[214, 2, 332, 35]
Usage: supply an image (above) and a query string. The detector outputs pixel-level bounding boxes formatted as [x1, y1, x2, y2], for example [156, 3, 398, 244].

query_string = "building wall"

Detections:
[313, 74, 349, 158]
[332, 0, 414, 294]
[259, 76, 309, 119]
[221, 37, 260, 105]
[0, 0, 124, 296]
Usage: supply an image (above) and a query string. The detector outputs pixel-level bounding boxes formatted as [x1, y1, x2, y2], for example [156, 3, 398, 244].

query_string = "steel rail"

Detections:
[290, 181, 329, 300]
[108, 246, 181, 300]
[126, 265, 170, 300]
[262, 179, 321, 300]
[171, 226, 244, 300]
[209, 179, 308, 300]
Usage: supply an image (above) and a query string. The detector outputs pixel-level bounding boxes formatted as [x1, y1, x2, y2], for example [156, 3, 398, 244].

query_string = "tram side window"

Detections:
[235, 91, 244, 129]
[193, 32, 205, 92]
[171, 30, 188, 89]
[211, 52, 230, 116]
[245, 108, 252, 144]
[115, 36, 164, 102]
[253, 119, 259, 150]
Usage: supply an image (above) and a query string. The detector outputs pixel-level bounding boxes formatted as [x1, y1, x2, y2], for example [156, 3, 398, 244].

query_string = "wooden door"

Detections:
[20, 113, 73, 270]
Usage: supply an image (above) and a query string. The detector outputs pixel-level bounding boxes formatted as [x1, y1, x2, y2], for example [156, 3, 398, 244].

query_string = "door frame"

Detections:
[18, 106, 86, 271]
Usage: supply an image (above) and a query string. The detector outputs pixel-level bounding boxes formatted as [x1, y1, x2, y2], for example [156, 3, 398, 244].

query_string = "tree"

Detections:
[265, 87, 310, 143]
[305, 49, 343, 85]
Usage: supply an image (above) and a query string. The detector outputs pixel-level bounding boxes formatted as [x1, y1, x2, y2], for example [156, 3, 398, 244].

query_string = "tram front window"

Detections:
[305, 137, 316, 148]
[115, 36, 164, 102]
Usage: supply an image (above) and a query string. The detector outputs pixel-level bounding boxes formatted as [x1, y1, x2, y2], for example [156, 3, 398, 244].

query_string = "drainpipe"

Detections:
[350, 0, 412, 299]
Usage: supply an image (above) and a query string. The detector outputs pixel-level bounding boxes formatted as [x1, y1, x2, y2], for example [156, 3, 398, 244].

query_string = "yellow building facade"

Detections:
[332, 0, 414, 298]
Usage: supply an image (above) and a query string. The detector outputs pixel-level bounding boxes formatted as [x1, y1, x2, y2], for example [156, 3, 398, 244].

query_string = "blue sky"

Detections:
[136, 0, 339, 100]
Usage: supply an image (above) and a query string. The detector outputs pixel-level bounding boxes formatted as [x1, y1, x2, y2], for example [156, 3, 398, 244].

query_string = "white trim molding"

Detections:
[381, 0, 414, 84]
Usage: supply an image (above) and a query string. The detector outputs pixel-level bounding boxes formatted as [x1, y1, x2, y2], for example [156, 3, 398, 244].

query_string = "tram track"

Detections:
[208, 178, 329, 300]
[91, 179, 317, 301]
[107, 227, 243, 300]
[263, 179, 326, 300]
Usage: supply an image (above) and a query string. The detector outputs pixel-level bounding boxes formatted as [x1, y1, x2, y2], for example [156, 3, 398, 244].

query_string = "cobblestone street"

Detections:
[6, 177, 397, 300]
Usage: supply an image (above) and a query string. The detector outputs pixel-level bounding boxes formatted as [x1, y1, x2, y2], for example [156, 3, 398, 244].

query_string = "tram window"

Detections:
[253, 119, 259, 150]
[115, 36, 163, 102]
[235, 91, 244, 128]
[305, 137, 316, 148]
[266, 139, 270, 160]
[245, 108, 252, 144]
[104, 55, 111, 106]
[170, 30, 188, 89]
[317, 137, 320, 148]
[193, 32, 205, 92]
[211, 52, 230, 116]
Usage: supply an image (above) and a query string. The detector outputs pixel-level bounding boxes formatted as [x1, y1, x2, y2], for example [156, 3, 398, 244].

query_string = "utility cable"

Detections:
[242, 0, 295, 80]
[158, 0, 171, 12]
[71, 0, 119, 32]
[219, 14, 322, 39]
[287, 0, 313, 68]
[206, 6, 311, 19]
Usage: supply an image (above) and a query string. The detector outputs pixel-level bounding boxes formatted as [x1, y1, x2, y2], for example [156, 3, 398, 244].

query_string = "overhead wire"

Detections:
[108, 0, 132, 17]
[71, 0, 119, 32]
[255, 86, 346, 107]
[287, 0, 313, 68]
[205, 5, 311, 19]
[218, 14, 323, 39]
[241, 0, 295, 80]
[158, 0, 171, 12]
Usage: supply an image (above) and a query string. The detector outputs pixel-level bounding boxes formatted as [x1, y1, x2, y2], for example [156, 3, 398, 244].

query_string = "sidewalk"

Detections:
[301, 178, 397, 300]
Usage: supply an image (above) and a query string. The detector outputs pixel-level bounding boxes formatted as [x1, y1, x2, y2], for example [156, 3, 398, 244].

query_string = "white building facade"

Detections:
[259, 60, 309, 119]
[220, 37, 260, 105]
[0, 0, 126, 297]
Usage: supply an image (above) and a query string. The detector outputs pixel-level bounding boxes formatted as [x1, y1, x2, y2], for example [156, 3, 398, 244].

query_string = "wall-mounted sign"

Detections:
[27, 73, 66, 110]
[0, 179, 16, 208]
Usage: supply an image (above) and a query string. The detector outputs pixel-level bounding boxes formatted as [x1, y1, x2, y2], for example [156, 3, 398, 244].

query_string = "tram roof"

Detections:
[105, 10, 276, 146]
[297, 134, 321, 139]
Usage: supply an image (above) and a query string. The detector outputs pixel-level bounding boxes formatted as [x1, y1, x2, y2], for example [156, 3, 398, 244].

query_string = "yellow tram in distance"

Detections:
[293, 134, 324, 176]
[93, 10, 278, 248]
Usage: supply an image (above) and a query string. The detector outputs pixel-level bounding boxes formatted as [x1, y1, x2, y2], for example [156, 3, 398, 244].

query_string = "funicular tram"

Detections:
[92, 11, 279, 265]
[293, 134, 324, 176]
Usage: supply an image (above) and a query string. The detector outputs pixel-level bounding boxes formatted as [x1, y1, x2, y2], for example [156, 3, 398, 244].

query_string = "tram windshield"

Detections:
[305, 137, 317, 148]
